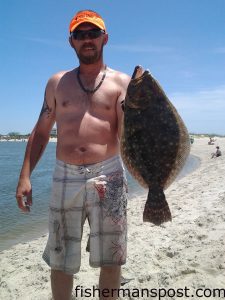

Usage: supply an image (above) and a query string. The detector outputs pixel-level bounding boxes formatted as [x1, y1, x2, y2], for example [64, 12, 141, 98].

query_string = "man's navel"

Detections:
[79, 147, 86, 152]
[62, 100, 71, 107]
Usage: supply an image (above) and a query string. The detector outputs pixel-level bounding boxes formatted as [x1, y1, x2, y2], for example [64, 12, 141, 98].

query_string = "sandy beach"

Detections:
[0, 137, 224, 300]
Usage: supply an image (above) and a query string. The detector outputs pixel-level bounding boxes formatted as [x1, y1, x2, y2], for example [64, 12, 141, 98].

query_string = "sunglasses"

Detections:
[71, 28, 105, 40]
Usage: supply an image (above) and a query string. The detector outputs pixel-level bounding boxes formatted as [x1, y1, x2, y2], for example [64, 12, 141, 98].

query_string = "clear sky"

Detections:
[1, 0, 225, 135]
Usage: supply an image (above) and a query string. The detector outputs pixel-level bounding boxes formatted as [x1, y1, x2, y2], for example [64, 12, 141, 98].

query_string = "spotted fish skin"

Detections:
[121, 66, 190, 225]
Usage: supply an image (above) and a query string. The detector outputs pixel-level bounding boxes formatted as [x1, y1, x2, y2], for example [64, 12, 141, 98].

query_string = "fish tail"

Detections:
[143, 186, 172, 225]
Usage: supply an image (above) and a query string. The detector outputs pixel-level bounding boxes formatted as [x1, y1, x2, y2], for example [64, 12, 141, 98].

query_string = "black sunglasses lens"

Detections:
[72, 29, 103, 40]
[87, 30, 101, 39]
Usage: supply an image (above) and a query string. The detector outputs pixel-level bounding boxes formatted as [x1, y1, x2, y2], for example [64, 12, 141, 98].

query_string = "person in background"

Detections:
[208, 137, 216, 145]
[16, 10, 130, 300]
[190, 136, 194, 144]
[211, 146, 222, 158]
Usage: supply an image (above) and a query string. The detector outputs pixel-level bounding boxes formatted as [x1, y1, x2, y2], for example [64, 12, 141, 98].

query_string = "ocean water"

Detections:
[0, 142, 200, 252]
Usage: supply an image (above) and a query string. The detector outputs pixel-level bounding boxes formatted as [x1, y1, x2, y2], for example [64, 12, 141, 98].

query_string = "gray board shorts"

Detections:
[42, 155, 128, 274]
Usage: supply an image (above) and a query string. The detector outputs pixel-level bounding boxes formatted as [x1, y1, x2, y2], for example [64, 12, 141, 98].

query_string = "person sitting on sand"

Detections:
[211, 146, 222, 158]
[190, 136, 194, 144]
[208, 137, 215, 145]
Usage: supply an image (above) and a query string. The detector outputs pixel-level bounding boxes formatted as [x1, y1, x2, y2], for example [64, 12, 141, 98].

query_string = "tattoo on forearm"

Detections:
[39, 90, 52, 118]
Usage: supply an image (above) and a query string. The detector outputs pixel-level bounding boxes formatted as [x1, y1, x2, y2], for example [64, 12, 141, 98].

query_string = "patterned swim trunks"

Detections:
[42, 155, 128, 274]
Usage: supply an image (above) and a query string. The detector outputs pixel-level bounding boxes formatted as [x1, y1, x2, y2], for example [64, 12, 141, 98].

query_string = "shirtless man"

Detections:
[16, 10, 130, 300]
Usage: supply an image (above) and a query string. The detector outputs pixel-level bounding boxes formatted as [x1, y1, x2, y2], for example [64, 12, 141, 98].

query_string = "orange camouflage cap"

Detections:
[69, 10, 106, 33]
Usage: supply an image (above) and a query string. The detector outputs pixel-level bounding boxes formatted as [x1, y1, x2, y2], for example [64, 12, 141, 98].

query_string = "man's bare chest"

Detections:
[55, 86, 118, 116]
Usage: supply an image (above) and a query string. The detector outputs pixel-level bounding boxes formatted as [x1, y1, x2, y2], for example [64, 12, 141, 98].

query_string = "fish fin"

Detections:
[131, 65, 144, 79]
[143, 186, 172, 225]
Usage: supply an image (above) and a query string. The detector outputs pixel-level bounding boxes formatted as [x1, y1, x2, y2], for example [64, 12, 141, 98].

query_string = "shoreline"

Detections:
[1, 137, 225, 299]
[0, 137, 57, 142]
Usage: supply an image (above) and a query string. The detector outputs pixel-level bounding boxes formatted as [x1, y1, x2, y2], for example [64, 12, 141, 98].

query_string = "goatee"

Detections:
[76, 43, 104, 65]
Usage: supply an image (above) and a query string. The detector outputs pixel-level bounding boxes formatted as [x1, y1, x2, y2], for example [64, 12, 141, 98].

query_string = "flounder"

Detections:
[121, 66, 190, 225]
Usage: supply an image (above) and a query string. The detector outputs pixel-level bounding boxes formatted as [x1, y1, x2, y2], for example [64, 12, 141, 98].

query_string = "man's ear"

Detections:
[68, 36, 74, 48]
[103, 33, 109, 45]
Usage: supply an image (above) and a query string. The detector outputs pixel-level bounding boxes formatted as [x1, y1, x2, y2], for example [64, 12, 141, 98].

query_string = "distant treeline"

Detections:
[0, 130, 57, 140]
[190, 133, 225, 138]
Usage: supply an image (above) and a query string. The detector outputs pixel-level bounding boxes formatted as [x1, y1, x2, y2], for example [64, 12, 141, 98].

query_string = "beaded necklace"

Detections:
[77, 65, 107, 94]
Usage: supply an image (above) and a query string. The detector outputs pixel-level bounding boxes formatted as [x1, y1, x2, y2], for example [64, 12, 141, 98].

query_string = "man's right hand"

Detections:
[16, 177, 32, 212]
